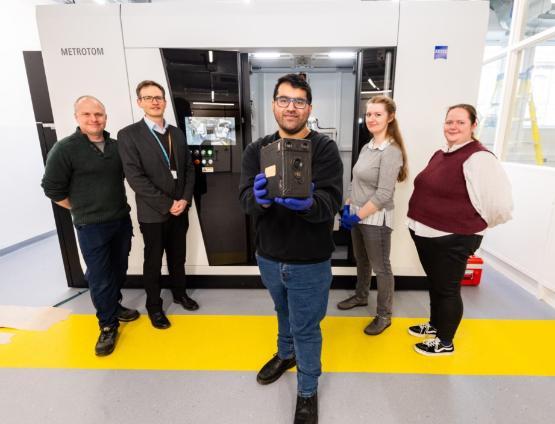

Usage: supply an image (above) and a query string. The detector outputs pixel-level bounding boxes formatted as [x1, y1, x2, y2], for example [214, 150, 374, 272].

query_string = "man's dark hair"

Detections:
[273, 73, 312, 104]
[136, 80, 166, 98]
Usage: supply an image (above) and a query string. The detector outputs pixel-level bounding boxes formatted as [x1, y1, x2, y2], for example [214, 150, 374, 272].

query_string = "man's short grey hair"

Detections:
[74, 95, 106, 113]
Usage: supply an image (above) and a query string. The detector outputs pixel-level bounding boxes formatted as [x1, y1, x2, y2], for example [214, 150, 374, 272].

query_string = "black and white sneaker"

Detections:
[408, 322, 437, 338]
[414, 337, 454, 356]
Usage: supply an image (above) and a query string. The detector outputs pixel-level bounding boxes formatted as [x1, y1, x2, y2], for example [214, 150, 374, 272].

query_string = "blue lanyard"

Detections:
[148, 126, 172, 168]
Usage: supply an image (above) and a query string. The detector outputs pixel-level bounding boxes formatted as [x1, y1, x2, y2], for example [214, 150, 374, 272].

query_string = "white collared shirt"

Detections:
[143, 116, 169, 134]
[408, 140, 513, 237]
[368, 138, 392, 151]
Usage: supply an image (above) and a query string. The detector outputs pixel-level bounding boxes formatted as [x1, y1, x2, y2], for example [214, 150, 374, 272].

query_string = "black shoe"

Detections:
[256, 353, 296, 385]
[173, 294, 199, 311]
[117, 305, 140, 322]
[408, 322, 437, 338]
[414, 337, 454, 356]
[294, 393, 318, 424]
[95, 326, 118, 356]
[148, 311, 171, 329]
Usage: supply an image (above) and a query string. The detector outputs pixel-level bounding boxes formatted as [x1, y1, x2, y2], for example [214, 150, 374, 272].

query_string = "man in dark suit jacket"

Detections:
[118, 80, 198, 329]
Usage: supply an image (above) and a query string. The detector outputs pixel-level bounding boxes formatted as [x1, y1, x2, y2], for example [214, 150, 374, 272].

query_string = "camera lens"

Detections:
[293, 158, 303, 170]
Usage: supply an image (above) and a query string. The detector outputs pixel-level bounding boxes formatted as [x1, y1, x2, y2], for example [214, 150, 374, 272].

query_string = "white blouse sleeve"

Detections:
[463, 151, 513, 228]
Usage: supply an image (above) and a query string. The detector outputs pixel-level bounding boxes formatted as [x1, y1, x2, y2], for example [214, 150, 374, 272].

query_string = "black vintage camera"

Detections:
[260, 138, 312, 198]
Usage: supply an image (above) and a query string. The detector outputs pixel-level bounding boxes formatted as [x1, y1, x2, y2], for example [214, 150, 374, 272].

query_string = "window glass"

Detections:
[521, 0, 555, 40]
[477, 57, 507, 149]
[485, 0, 514, 58]
[505, 38, 555, 166]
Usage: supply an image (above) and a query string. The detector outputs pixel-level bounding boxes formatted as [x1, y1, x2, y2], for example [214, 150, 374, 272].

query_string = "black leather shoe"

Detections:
[148, 311, 171, 329]
[256, 354, 296, 385]
[95, 326, 118, 356]
[117, 305, 140, 322]
[294, 393, 318, 424]
[173, 294, 199, 311]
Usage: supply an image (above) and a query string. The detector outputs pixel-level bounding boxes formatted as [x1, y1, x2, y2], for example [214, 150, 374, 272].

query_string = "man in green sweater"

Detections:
[41, 96, 139, 356]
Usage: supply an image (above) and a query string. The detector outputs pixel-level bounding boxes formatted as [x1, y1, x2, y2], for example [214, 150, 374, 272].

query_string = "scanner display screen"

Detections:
[185, 117, 236, 146]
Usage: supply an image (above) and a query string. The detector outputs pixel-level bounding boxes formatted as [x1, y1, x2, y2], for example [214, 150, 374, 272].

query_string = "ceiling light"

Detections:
[361, 90, 392, 95]
[208, 51, 213, 63]
[252, 52, 282, 59]
[193, 102, 235, 106]
[367, 78, 379, 90]
[328, 51, 356, 59]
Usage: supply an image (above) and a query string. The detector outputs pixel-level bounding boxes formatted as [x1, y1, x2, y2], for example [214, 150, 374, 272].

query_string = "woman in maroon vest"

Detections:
[407, 104, 512, 356]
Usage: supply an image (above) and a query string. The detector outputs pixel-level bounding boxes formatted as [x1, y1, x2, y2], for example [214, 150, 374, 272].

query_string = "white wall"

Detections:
[121, 0, 398, 49]
[481, 163, 555, 308]
[0, 1, 56, 250]
[393, 0, 489, 275]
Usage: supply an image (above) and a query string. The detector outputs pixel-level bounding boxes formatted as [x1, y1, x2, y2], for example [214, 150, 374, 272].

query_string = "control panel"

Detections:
[190, 145, 231, 173]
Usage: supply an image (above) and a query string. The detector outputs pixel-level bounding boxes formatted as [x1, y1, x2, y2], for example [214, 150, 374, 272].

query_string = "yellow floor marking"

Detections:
[1, 315, 554, 376]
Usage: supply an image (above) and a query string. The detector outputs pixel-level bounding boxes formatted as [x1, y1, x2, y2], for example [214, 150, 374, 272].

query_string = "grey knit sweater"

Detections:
[349, 141, 403, 211]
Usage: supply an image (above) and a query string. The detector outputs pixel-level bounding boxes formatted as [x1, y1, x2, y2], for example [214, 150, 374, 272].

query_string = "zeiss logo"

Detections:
[434, 45, 448, 60]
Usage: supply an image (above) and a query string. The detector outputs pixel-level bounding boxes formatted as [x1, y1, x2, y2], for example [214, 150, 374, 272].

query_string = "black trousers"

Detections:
[139, 213, 189, 313]
[410, 229, 482, 342]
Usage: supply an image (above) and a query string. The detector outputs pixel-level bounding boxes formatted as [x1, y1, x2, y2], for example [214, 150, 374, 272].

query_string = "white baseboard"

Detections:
[0, 230, 56, 257]
[480, 248, 555, 310]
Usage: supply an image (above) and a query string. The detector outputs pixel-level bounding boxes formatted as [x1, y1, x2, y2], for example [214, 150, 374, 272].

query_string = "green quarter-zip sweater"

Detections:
[41, 128, 130, 225]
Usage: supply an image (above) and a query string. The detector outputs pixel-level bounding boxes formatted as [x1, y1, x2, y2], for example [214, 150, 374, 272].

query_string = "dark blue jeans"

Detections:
[256, 254, 332, 397]
[75, 215, 133, 329]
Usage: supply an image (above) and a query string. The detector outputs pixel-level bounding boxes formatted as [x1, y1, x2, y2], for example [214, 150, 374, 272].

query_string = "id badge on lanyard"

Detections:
[150, 127, 177, 179]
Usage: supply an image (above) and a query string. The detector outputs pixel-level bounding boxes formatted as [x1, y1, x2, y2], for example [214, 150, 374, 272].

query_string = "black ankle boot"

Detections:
[294, 393, 318, 424]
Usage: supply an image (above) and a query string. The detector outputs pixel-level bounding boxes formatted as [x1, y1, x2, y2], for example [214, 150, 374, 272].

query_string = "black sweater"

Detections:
[239, 131, 343, 263]
[41, 129, 130, 225]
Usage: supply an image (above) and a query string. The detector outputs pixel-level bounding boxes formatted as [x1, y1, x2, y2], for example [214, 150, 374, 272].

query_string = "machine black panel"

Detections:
[24, 51, 86, 287]
[162, 49, 250, 266]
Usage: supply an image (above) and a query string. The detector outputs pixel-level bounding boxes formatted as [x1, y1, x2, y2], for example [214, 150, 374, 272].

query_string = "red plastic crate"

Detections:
[461, 255, 483, 286]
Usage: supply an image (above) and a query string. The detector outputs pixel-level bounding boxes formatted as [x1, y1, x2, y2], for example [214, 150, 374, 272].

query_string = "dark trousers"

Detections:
[75, 215, 133, 329]
[139, 213, 189, 313]
[410, 230, 482, 342]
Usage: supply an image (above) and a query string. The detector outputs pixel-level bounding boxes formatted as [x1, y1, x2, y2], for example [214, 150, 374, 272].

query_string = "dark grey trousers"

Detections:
[351, 223, 394, 318]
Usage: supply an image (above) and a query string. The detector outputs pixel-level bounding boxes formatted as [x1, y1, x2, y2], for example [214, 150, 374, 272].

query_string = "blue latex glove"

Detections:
[274, 183, 314, 212]
[341, 205, 350, 221]
[253, 172, 273, 206]
[340, 205, 361, 230]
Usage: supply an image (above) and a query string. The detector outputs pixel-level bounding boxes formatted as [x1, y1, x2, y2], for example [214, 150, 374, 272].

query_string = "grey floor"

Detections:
[1, 235, 555, 424]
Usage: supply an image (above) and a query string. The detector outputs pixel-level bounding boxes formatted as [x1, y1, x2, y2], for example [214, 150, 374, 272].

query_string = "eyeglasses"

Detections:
[139, 96, 166, 103]
[274, 96, 309, 109]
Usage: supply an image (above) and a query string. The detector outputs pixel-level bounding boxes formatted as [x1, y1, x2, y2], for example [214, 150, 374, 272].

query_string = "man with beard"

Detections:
[239, 74, 343, 424]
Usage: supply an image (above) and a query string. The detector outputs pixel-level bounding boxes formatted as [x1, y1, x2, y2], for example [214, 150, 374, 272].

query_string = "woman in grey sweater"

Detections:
[337, 95, 408, 335]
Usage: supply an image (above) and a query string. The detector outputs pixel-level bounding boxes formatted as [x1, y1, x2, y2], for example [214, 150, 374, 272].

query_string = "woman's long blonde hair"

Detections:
[367, 95, 408, 182]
